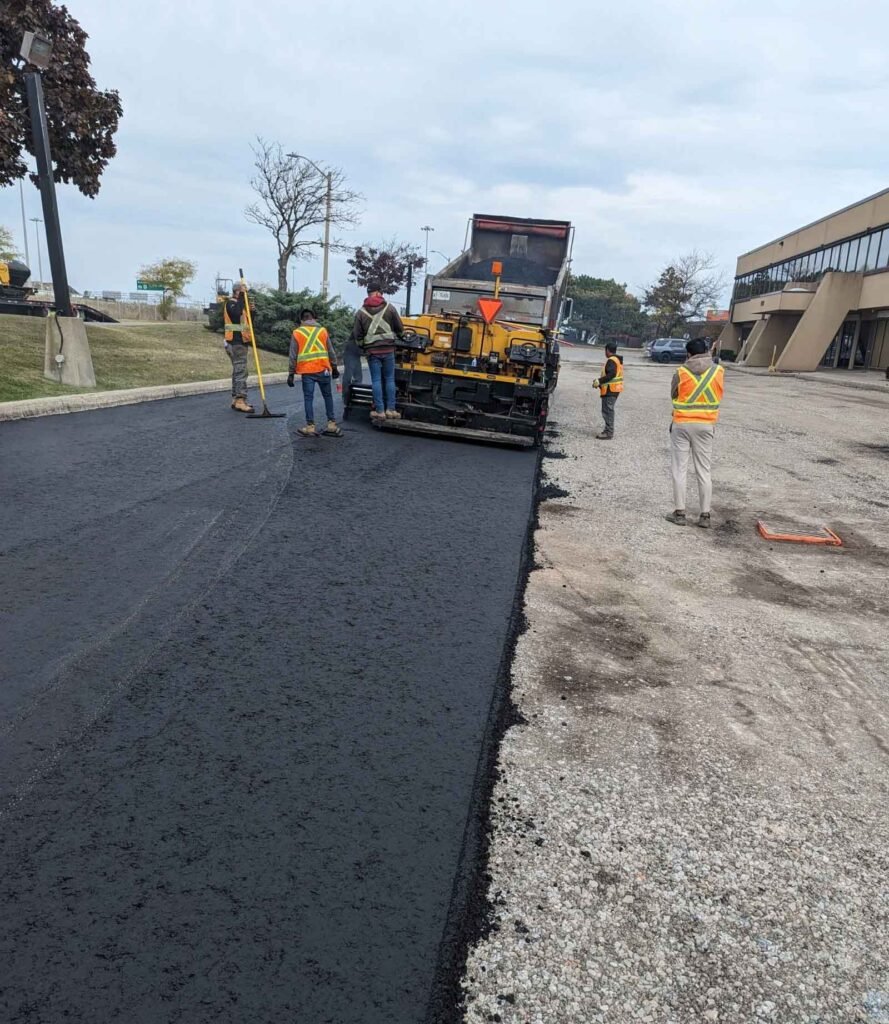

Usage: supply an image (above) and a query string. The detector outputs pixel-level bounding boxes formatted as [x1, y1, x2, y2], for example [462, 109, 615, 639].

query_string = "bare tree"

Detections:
[643, 250, 727, 337]
[245, 138, 362, 292]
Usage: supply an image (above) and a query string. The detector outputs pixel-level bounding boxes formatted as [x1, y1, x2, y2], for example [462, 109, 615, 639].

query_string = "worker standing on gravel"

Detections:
[288, 308, 343, 438]
[665, 337, 725, 529]
[350, 279, 405, 422]
[591, 342, 623, 440]
[223, 281, 254, 413]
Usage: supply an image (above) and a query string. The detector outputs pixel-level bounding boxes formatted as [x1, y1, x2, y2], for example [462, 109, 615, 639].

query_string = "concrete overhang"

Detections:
[732, 287, 815, 322]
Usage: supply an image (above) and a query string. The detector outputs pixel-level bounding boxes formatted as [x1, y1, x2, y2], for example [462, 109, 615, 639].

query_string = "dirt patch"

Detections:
[856, 442, 889, 457]
[734, 567, 816, 609]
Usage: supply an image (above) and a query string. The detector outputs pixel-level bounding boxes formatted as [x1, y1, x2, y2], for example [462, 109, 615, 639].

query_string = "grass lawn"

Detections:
[0, 317, 290, 403]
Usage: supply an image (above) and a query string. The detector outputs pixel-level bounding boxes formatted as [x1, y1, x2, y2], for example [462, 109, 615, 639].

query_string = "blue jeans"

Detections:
[367, 351, 396, 412]
[302, 372, 336, 424]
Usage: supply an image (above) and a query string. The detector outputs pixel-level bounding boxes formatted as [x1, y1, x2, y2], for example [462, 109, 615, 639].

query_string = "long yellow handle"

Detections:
[240, 275, 267, 404]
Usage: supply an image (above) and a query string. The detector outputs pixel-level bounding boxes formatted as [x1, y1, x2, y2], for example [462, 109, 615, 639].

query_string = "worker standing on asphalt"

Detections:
[591, 342, 624, 440]
[350, 279, 405, 422]
[665, 337, 725, 529]
[223, 281, 254, 413]
[288, 308, 343, 437]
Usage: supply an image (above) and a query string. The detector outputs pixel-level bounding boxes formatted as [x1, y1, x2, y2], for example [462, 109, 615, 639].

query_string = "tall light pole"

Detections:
[30, 217, 44, 287]
[287, 151, 331, 298]
[19, 179, 30, 267]
[421, 225, 434, 267]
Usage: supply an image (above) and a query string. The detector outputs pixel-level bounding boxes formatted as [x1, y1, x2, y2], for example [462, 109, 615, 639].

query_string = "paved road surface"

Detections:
[0, 385, 538, 1024]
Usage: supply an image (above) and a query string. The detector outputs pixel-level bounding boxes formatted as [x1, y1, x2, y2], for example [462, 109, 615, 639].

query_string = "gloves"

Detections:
[287, 374, 295, 388]
[592, 378, 600, 389]
[332, 365, 340, 379]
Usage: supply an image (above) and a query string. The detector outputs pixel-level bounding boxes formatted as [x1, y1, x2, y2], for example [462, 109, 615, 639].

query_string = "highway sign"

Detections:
[136, 280, 164, 291]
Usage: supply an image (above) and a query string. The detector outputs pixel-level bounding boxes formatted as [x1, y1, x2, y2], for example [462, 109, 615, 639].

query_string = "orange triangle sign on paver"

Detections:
[477, 297, 503, 324]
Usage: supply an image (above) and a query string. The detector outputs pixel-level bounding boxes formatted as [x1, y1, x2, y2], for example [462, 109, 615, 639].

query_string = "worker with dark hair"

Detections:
[591, 342, 624, 439]
[666, 337, 725, 529]
[350, 279, 405, 422]
[223, 281, 254, 413]
[288, 308, 342, 438]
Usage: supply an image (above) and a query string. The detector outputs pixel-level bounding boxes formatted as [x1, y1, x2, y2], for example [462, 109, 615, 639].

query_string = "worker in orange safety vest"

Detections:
[288, 308, 343, 438]
[665, 338, 725, 529]
[223, 282, 255, 413]
[591, 343, 624, 439]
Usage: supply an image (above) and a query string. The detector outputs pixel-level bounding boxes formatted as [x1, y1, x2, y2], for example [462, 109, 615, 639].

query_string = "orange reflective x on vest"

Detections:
[599, 355, 624, 396]
[293, 325, 332, 375]
[223, 302, 251, 344]
[672, 362, 725, 424]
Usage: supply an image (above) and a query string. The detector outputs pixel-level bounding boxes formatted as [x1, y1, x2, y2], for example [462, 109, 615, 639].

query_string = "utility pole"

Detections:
[19, 179, 30, 267]
[287, 152, 331, 297]
[421, 225, 434, 268]
[30, 217, 44, 287]
[405, 262, 413, 317]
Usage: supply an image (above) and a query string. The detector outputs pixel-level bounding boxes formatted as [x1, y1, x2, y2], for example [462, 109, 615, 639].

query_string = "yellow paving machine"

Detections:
[345, 214, 574, 447]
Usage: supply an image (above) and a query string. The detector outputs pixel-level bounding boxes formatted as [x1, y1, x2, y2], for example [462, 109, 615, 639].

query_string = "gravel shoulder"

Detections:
[462, 350, 889, 1024]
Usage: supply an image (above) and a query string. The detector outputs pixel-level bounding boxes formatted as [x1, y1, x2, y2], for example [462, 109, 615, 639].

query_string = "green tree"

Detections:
[643, 251, 725, 337]
[0, 225, 20, 261]
[1, 1, 122, 197]
[209, 288, 356, 358]
[347, 240, 426, 295]
[139, 257, 197, 321]
[568, 275, 650, 343]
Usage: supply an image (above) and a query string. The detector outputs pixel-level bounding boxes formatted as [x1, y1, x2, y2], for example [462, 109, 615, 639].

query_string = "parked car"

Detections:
[650, 337, 690, 363]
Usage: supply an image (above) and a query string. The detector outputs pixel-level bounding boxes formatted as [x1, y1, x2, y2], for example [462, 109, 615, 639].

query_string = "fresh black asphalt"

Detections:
[0, 384, 538, 1024]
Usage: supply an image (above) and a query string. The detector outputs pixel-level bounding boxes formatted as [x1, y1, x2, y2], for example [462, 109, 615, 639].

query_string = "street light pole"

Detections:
[30, 217, 44, 287]
[322, 171, 331, 298]
[421, 225, 434, 267]
[19, 179, 30, 268]
[24, 69, 74, 316]
[287, 152, 331, 298]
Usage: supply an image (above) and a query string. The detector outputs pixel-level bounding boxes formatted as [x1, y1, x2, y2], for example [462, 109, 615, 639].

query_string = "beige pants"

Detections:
[671, 421, 714, 513]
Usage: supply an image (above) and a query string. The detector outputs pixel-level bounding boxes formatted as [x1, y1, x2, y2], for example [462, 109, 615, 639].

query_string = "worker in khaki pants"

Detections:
[665, 338, 725, 529]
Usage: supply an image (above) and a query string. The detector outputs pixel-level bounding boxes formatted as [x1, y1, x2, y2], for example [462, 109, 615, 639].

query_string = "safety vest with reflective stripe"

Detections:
[672, 362, 724, 423]
[600, 355, 624, 396]
[293, 324, 332, 375]
[223, 302, 251, 343]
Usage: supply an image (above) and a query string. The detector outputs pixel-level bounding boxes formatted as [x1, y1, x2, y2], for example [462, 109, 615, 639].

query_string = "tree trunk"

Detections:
[277, 256, 287, 292]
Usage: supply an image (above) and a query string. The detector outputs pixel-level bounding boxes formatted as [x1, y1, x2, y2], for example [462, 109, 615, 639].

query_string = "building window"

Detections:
[866, 231, 882, 271]
[854, 236, 869, 271]
[838, 240, 852, 271]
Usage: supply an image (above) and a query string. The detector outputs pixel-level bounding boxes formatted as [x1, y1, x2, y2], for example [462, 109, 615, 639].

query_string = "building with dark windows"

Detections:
[719, 189, 889, 372]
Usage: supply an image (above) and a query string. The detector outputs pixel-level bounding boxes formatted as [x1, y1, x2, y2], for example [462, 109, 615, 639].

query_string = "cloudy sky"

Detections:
[2, 0, 887, 308]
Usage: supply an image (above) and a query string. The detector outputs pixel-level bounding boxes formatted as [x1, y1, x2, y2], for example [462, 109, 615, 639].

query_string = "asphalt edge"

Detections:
[424, 440, 546, 1024]
[0, 373, 290, 422]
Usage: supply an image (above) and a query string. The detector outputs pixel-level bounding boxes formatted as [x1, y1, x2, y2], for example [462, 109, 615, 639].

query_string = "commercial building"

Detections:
[719, 189, 889, 372]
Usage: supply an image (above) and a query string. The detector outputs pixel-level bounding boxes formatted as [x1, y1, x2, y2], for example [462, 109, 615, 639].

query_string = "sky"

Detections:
[2, 0, 888, 309]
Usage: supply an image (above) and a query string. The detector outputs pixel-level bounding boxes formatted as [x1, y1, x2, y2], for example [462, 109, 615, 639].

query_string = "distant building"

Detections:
[720, 189, 889, 372]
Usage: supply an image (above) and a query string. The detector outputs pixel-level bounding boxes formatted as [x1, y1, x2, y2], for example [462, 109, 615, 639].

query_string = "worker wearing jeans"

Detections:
[666, 338, 725, 529]
[349, 278, 405, 422]
[288, 309, 343, 437]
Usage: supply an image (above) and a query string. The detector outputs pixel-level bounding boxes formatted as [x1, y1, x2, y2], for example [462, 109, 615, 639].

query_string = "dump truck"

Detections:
[346, 214, 574, 447]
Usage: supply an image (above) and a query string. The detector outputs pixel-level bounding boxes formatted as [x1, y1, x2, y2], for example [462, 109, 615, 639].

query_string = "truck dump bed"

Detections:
[424, 214, 573, 329]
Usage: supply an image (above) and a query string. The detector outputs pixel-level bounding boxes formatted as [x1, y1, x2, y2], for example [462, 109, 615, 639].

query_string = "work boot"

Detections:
[298, 423, 317, 437]
[697, 513, 712, 529]
[370, 410, 386, 423]
[323, 420, 344, 437]
[385, 409, 402, 420]
[665, 510, 687, 526]
[596, 431, 613, 440]
[232, 397, 254, 413]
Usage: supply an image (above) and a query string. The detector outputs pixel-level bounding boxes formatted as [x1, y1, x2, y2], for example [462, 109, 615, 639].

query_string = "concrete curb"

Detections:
[0, 373, 291, 422]
[726, 362, 889, 395]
